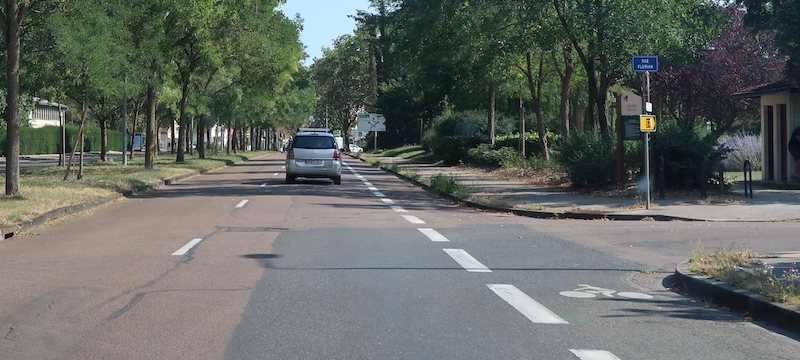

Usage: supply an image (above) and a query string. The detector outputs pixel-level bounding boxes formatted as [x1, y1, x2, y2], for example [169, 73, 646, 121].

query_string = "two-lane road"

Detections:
[0, 153, 799, 359]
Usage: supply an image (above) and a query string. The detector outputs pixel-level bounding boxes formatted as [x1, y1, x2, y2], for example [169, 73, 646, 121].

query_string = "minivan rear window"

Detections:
[293, 136, 335, 149]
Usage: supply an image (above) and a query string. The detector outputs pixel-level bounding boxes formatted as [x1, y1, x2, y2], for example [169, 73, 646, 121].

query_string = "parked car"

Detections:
[285, 130, 342, 184]
[349, 144, 363, 153]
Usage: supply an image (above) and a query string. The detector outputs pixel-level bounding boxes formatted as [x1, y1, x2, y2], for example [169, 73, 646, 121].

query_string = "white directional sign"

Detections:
[357, 113, 386, 132]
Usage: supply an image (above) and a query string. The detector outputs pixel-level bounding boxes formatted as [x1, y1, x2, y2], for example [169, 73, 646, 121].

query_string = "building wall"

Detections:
[760, 93, 800, 181]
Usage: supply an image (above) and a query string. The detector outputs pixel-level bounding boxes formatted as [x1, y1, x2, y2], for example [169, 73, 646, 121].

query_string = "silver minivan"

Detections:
[285, 131, 342, 184]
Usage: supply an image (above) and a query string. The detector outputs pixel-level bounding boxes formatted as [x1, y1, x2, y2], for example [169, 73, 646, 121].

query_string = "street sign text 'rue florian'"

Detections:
[632, 56, 659, 73]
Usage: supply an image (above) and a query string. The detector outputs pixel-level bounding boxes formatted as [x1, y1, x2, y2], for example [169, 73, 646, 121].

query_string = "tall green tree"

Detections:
[740, 0, 800, 84]
[0, 0, 59, 195]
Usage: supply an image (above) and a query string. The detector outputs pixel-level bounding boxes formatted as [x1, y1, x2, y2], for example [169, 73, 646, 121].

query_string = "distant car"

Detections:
[349, 144, 363, 153]
[285, 131, 342, 184]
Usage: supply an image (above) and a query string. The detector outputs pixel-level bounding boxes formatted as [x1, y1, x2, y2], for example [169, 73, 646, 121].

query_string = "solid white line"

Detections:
[172, 238, 204, 256]
[356, 175, 365, 180]
[381, 198, 396, 204]
[488, 284, 568, 324]
[260, 183, 267, 187]
[363, 182, 373, 186]
[235, 200, 249, 208]
[368, 186, 379, 191]
[444, 249, 492, 272]
[569, 349, 621, 360]
[373, 192, 386, 197]
[402, 215, 426, 224]
[390, 205, 408, 213]
[418, 228, 449, 242]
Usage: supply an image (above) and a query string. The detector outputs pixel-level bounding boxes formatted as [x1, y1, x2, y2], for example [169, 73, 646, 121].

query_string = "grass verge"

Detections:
[688, 243, 800, 307]
[0, 151, 270, 226]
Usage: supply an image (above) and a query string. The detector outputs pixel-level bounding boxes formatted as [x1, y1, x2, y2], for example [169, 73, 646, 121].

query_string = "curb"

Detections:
[358, 156, 699, 222]
[673, 262, 800, 334]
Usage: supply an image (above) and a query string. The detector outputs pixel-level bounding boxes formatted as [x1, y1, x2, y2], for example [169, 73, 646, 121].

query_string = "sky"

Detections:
[277, 0, 374, 66]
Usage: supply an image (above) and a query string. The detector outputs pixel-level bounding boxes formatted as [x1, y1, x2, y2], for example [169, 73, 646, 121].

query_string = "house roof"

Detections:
[732, 81, 800, 98]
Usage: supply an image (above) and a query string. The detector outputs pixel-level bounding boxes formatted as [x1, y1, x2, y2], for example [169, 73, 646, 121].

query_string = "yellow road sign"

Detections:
[640, 115, 656, 132]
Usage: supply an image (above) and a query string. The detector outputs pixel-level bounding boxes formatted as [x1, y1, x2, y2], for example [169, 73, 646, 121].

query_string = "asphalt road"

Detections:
[1, 153, 799, 359]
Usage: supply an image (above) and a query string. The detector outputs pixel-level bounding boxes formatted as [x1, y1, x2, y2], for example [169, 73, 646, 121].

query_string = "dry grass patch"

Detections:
[0, 151, 269, 226]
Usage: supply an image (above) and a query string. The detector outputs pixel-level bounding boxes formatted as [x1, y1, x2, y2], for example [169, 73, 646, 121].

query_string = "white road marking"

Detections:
[373, 192, 386, 197]
[617, 292, 654, 299]
[363, 182, 373, 186]
[488, 284, 568, 324]
[390, 205, 408, 213]
[444, 249, 491, 272]
[260, 183, 267, 187]
[402, 215, 426, 224]
[418, 228, 449, 242]
[235, 200, 249, 208]
[273, 173, 279, 176]
[368, 186, 379, 191]
[569, 349, 621, 360]
[381, 198, 395, 204]
[172, 238, 204, 256]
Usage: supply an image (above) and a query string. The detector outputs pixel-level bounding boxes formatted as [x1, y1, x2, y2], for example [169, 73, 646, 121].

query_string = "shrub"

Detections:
[718, 133, 761, 171]
[555, 131, 616, 189]
[651, 120, 724, 189]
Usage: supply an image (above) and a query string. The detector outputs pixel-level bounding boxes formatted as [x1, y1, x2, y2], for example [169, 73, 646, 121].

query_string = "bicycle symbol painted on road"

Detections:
[559, 284, 653, 300]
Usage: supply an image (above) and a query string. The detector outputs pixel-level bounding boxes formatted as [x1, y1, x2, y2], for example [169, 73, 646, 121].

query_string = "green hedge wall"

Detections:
[0, 125, 122, 156]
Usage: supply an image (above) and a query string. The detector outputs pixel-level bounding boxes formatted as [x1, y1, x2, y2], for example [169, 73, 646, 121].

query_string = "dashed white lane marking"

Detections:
[390, 205, 408, 213]
[418, 228, 449, 242]
[363, 182, 373, 186]
[273, 173, 279, 176]
[172, 238, 203, 256]
[373, 192, 386, 197]
[487, 284, 568, 324]
[444, 249, 492, 272]
[402, 215, 426, 224]
[569, 349, 621, 360]
[367, 186, 379, 191]
[260, 183, 267, 187]
[381, 198, 395, 204]
[235, 200, 249, 208]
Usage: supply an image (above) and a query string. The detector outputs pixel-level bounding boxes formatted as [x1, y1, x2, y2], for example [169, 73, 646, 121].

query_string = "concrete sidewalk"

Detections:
[364, 155, 800, 222]
[358, 154, 800, 334]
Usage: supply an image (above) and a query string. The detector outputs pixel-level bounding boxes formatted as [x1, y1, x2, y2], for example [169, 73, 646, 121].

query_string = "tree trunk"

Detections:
[176, 82, 189, 162]
[526, 52, 550, 162]
[197, 114, 205, 159]
[518, 96, 525, 156]
[4, 0, 21, 195]
[488, 82, 495, 147]
[145, 61, 157, 170]
[574, 87, 585, 134]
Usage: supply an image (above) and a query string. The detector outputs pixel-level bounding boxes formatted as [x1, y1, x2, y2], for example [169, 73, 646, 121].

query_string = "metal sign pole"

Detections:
[644, 133, 650, 210]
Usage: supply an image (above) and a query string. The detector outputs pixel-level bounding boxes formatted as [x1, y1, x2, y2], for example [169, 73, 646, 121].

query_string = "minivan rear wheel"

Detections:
[286, 174, 295, 184]
[333, 176, 341, 185]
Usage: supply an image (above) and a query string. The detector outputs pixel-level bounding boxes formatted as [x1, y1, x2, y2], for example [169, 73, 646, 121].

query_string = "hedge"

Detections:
[0, 125, 123, 156]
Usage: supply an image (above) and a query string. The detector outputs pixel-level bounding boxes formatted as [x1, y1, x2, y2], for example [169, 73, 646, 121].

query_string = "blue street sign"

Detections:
[632, 56, 659, 72]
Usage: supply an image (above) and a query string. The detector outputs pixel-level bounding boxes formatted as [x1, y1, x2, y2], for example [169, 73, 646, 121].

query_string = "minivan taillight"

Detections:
[287, 149, 295, 159]
[333, 149, 340, 160]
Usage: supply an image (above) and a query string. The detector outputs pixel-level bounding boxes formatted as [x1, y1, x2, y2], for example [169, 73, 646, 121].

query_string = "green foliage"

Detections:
[0, 125, 122, 156]
[494, 131, 562, 158]
[555, 132, 616, 189]
[651, 120, 724, 189]
[429, 174, 468, 199]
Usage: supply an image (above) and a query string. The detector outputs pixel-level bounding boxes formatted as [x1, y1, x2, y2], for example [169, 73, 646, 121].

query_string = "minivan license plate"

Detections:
[305, 160, 322, 165]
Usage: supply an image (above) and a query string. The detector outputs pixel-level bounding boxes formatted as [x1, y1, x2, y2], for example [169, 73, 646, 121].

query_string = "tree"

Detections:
[311, 35, 370, 146]
[658, 4, 785, 137]
[0, 0, 57, 195]
[741, 0, 800, 83]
